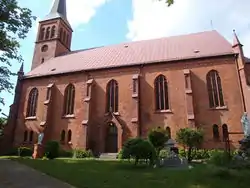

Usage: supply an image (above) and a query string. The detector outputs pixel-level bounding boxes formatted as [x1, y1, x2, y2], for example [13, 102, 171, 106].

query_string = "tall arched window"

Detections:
[206, 70, 224, 108]
[50, 25, 56, 38]
[39, 28, 45, 40]
[63, 84, 75, 115]
[213, 124, 220, 140]
[23, 131, 28, 142]
[45, 27, 51, 39]
[29, 131, 33, 143]
[60, 130, 65, 143]
[67, 130, 72, 142]
[60, 28, 63, 40]
[222, 124, 229, 141]
[106, 80, 119, 112]
[26, 88, 39, 117]
[66, 34, 70, 45]
[155, 75, 169, 110]
[63, 31, 66, 43]
[166, 126, 171, 139]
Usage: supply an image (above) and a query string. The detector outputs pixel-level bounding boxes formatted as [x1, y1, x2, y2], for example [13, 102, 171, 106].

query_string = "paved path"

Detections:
[0, 159, 75, 188]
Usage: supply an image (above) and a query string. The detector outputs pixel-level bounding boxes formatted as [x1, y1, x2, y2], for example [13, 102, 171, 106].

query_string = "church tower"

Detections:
[31, 0, 73, 70]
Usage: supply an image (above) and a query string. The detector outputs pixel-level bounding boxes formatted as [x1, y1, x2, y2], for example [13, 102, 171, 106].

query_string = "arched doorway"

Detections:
[105, 122, 118, 153]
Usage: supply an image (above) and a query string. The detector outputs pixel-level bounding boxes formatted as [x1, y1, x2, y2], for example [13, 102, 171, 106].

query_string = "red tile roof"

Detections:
[25, 30, 235, 78]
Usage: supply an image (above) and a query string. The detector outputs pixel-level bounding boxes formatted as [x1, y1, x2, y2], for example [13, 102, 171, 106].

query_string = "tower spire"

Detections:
[41, 0, 71, 29]
[232, 29, 242, 47]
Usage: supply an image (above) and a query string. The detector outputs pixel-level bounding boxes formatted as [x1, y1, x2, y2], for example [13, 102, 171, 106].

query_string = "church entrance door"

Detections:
[105, 122, 118, 153]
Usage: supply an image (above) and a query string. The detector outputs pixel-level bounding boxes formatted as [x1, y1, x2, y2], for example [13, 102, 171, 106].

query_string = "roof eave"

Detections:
[23, 52, 236, 80]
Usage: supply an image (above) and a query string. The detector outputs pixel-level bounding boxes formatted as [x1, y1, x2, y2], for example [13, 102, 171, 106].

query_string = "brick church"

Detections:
[2, 0, 250, 154]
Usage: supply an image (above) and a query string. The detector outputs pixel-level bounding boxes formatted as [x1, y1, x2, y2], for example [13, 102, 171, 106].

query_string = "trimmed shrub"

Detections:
[121, 137, 157, 165]
[73, 149, 94, 158]
[59, 150, 73, 158]
[148, 128, 169, 154]
[159, 149, 170, 159]
[209, 150, 231, 166]
[44, 141, 60, 159]
[3, 147, 18, 156]
[117, 149, 123, 159]
[17, 147, 32, 157]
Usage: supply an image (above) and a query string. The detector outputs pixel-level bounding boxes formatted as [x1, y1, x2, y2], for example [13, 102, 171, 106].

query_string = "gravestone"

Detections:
[160, 139, 189, 169]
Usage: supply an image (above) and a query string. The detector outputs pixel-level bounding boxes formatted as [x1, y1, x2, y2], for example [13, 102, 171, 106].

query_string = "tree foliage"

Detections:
[0, 0, 36, 107]
[176, 128, 204, 162]
[0, 117, 7, 137]
[148, 127, 169, 154]
[158, 0, 174, 6]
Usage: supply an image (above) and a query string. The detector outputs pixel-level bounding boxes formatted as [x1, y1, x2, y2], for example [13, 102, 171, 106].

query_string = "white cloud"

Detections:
[127, 0, 250, 57]
[33, 0, 111, 34]
[66, 0, 111, 28]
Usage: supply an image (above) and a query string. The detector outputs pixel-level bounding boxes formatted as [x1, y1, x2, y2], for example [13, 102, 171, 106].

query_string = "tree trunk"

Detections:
[187, 147, 192, 162]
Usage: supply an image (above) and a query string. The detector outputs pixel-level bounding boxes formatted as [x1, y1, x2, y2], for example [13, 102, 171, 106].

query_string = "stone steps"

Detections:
[99, 153, 118, 160]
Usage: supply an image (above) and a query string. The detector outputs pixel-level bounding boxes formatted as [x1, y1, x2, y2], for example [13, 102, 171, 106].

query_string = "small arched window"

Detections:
[26, 88, 39, 117]
[63, 84, 75, 115]
[23, 131, 28, 142]
[29, 131, 33, 143]
[39, 28, 45, 40]
[106, 80, 119, 112]
[60, 28, 63, 39]
[166, 126, 171, 139]
[206, 70, 225, 108]
[155, 75, 169, 110]
[66, 34, 70, 45]
[67, 130, 72, 142]
[222, 124, 229, 142]
[63, 31, 66, 43]
[213, 124, 220, 140]
[50, 25, 56, 38]
[60, 130, 65, 143]
[45, 27, 51, 39]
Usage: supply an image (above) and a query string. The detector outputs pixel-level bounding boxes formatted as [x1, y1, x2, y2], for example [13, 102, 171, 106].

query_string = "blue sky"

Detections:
[1, 0, 250, 116]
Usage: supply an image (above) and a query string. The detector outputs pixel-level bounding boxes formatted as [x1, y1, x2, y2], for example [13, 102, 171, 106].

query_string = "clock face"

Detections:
[41, 45, 48, 52]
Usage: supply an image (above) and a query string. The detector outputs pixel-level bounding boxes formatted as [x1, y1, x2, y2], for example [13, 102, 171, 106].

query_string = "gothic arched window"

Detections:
[66, 34, 70, 45]
[213, 124, 220, 140]
[23, 131, 28, 142]
[63, 31, 66, 43]
[206, 70, 225, 108]
[45, 27, 51, 39]
[50, 25, 56, 38]
[222, 124, 229, 141]
[155, 75, 169, 110]
[29, 131, 33, 143]
[60, 130, 65, 143]
[166, 126, 171, 139]
[39, 28, 45, 40]
[26, 88, 39, 117]
[67, 130, 72, 142]
[106, 80, 119, 112]
[60, 28, 63, 40]
[63, 84, 75, 115]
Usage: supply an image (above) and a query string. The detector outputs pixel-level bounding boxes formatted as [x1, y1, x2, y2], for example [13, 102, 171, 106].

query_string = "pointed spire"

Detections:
[41, 0, 72, 29]
[233, 29, 242, 47]
[50, 0, 67, 19]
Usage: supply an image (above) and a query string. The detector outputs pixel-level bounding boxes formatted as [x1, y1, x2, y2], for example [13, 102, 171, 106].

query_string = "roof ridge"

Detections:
[25, 30, 234, 78]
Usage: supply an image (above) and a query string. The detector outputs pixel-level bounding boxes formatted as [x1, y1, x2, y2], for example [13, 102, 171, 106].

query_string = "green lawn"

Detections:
[14, 158, 250, 188]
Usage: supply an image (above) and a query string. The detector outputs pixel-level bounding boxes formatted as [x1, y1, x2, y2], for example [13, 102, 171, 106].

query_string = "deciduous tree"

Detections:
[176, 128, 204, 162]
[158, 0, 174, 6]
[0, 0, 35, 108]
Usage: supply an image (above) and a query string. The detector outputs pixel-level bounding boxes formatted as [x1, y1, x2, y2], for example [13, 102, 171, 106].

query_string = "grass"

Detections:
[10, 157, 250, 188]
